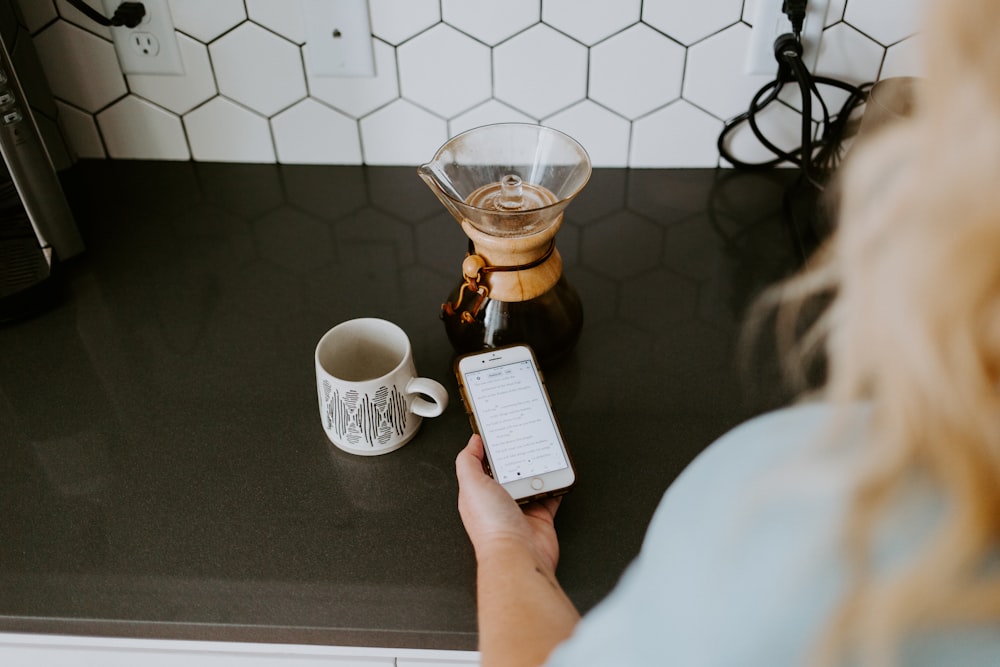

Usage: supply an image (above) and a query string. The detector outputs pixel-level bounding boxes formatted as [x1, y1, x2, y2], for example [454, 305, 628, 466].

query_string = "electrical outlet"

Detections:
[102, 0, 183, 75]
[303, 0, 376, 77]
[130, 32, 159, 57]
[746, 0, 830, 75]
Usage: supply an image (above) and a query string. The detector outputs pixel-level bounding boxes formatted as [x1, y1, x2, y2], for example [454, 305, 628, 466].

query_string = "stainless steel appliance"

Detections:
[0, 30, 83, 323]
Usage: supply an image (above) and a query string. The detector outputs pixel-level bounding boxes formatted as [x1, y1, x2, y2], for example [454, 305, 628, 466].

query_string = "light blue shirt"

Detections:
[546, 402, 1000, 665]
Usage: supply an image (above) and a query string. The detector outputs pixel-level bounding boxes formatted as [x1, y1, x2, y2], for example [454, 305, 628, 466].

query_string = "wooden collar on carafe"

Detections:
[460, 217, 564, 302]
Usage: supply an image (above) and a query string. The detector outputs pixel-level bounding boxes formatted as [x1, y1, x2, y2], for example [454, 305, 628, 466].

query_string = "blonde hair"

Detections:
[760, 0, 1000, 662]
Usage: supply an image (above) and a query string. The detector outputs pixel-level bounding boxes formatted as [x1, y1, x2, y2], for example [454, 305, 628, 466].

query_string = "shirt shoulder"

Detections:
[546, 402, 1000, 665]
[546, 402, 859, 665]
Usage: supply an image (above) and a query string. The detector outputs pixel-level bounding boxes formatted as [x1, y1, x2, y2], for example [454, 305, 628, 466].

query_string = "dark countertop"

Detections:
[0, 161, 802, 651]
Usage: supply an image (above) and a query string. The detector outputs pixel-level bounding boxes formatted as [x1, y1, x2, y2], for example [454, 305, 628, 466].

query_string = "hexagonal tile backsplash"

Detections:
[15, 0, 923, 168]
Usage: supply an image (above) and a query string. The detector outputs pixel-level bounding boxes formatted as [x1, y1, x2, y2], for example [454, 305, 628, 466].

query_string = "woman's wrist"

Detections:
[474, 532, 557, 576]
[474, 534, 580, 667]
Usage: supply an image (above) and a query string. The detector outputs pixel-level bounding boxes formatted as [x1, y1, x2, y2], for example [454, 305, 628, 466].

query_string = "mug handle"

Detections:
[405, 377, 449, 418]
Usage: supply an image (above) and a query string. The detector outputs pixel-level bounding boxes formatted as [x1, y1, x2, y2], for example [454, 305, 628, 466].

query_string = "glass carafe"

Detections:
[418, 123, 591, 366]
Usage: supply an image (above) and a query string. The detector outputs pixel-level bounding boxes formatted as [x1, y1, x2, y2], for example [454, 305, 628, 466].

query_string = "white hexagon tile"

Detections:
[209, 23, 307, 118]
[271, 99, 362, 165]
[398, 24, 491, 118]
[16, 0, 928, 167]
[55, 100, 104, 159]
[589, 23, 685, 120]
[97, 95, 189, 160]
[33, 21, 125, 112]
[494, 24, 587, 119]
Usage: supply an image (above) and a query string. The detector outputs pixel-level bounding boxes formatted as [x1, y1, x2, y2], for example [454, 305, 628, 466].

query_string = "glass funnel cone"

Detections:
[418, 123, 591, 238]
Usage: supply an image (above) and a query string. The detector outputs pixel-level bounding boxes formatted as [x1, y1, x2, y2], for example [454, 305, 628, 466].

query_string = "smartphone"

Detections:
[455, 345, 576, 504]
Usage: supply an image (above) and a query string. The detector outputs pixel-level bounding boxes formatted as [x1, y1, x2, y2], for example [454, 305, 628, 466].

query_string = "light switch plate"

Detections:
[302, 0, 376, 77]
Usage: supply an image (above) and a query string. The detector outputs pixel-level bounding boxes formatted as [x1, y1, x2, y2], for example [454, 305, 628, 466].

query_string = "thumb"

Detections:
[456, 434, 489, 485]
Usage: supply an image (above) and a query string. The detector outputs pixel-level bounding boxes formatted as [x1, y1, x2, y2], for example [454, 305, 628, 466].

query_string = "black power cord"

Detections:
[64, 0, 146, 28]
[783, 0, 808, 36]
[718, 2, 872, 260]
[719, 35, 870, 185]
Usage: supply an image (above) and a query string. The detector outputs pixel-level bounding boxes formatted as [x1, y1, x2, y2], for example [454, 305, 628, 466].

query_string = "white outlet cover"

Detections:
[746, 0, 830, 75]
[102, 0, 184, 75]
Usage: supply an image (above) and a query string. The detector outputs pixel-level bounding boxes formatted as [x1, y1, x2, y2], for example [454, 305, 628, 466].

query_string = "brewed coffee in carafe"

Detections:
[418, 123, 591, 366]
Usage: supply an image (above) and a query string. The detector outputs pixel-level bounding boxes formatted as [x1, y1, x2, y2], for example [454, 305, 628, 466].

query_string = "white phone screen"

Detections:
[463, 359, 569, 484]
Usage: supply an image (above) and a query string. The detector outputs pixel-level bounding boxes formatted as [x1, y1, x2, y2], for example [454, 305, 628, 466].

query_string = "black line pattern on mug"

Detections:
[324, 383, 409, 447]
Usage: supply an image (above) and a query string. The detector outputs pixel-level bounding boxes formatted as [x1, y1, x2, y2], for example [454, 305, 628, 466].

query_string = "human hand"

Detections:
[456, 434, 563, 573]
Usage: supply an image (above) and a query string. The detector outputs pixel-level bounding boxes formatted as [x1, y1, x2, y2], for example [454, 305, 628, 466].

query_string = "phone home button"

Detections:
[530, 478, 544, 491]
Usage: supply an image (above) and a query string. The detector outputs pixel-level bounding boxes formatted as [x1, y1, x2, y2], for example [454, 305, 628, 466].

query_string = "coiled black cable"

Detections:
[718, 34, 871, 184]
[717, 23, 872, 260]
[64, 0, 146, 28]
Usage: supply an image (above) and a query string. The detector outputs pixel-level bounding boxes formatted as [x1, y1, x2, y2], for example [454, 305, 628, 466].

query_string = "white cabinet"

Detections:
[0, 633, 479, 667]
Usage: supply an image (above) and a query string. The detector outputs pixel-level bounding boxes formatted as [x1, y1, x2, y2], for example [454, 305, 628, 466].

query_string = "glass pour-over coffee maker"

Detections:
[418, 123, 591, 366]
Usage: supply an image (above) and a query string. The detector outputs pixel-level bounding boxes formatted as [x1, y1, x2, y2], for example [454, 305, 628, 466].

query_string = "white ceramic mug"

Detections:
[315, 318, 448, 455]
